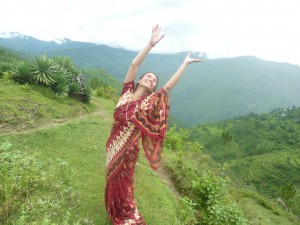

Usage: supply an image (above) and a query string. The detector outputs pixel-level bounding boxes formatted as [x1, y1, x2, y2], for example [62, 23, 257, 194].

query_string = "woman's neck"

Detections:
[132, 85, 151, 101]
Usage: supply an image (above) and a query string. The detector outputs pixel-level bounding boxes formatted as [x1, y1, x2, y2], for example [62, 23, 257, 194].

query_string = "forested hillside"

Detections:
[185, 107, 300, 213]
[1, 35, 300, 126]
[1, 47, 299, 224]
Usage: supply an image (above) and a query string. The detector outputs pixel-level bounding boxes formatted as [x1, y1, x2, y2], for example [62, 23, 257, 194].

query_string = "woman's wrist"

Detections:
[148, 41, 156, 47]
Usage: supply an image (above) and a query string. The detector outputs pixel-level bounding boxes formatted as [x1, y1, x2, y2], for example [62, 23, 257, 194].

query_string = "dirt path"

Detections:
[156, 165, 181, 198]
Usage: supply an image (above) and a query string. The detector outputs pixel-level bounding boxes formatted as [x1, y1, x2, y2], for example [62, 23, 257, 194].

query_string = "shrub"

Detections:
[68, 82, 82, 98]
[0, 62, 12, 78]
[11, 60, 33, 84]
[0, 142, 80, 224]
[96, 84, 116, 100]
[51, 69, 70, 96]
[192, 175, 249, 225]
[31, 54, 58, 85]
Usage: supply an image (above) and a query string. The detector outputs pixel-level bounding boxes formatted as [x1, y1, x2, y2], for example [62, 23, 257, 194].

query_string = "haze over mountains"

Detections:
[1, 33, 300, 126]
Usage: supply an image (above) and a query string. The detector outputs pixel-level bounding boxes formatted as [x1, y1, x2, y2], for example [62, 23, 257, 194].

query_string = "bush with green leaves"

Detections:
[0, 62, 12, 78]
[192, 174, 249, 225]
[11, 60, 33, 84]
[96, 83, 116, 100]
[165, 125, 188, 151]
[0, 142, 81, 224]
[51, 69, 70, 96]
[78, 85, 92, 103]
[31, 54, 58, 85]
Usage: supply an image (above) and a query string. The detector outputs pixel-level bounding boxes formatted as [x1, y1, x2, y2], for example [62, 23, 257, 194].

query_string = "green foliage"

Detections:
[89, 76, 103, 89]
[52, 56, 80, 79]
[83, 68, 122, 93]
[165, 125, 188, 151]
[221, 130, 232, 146]
[68, 82, 82, 98]
[0, 46, 23, 62]
[51, 69, 70, 96]
[95, 83, 116, 100]
[0, 78, 94, 132]
[1, 52, 91, 103]
[11, 60, 33, 84]
[78, 85, 91, 103]
[192, 175, 249, 225]
[187, 108, 300, 202]
[281, 183, 296, 211]
[1, 96, 181, 224]
[31, 54, 58, 85]
[164, 125, 249, 225]
[0, 142, 80, 224]
[177, 197, 198, 225]
[0, 62, 13, 78]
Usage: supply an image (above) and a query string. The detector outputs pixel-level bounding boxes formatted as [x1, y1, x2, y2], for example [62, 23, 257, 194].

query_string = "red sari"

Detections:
[105, 81, 170, 225]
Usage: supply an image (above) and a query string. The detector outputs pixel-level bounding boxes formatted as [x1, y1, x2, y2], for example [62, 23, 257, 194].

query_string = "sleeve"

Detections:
[131, 88, 170, 170]
[121, 81, 135, 96]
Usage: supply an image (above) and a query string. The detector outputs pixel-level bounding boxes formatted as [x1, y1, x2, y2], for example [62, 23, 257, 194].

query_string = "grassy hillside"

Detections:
[1, 75, 300, 224]
[0, 79, 95, 133]
[0, 46, 24, 62]
[0, 78, 181, 224]
[186, 108, 300, 216]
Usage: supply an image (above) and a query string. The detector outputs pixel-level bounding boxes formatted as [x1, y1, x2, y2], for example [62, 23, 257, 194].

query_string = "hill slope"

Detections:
[0, 78, 181, 224]
[187, 107, 300, 214]
[1, 78, 299, 224]
[1, 35, 300, 126]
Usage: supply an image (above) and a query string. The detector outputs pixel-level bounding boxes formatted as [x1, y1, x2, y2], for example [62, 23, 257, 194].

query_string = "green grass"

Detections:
[0, 91, 181, 224]
[0, 78, 97, 133]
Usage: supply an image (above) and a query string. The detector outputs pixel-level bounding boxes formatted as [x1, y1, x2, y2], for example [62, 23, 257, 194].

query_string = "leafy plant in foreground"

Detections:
[31, 54, 58, 85]
[0, 142, 81, 224]
[11, 60, 33, 84]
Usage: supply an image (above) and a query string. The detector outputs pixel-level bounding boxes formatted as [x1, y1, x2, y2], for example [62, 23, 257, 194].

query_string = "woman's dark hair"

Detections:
[135, 72, 159, 91]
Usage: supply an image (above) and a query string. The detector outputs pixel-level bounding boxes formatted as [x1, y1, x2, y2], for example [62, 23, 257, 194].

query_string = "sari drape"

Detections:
[105, 81, 169, 225]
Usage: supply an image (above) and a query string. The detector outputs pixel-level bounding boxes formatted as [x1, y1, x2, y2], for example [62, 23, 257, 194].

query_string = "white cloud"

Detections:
[1, 0, 300, 65]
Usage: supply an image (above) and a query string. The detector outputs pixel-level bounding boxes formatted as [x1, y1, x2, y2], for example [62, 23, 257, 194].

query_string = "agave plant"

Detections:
[31, 54, 58, 85]
[53, 56, 80, 79]
[68, 82, 82, 98]
[51, 69, 70, 96]
[79, 86, 91, 103]
[11, 61, 33, 84]
[0, 62, 12, 78]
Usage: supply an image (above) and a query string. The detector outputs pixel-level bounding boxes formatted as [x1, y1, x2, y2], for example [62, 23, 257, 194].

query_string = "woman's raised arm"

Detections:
[124, 25, 165, 83]
[163, 52, 204, 93]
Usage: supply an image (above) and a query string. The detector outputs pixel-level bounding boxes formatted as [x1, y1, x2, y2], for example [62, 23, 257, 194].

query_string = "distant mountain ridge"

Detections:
[0, 32, 97, 52]
[1, 34, 300, 126]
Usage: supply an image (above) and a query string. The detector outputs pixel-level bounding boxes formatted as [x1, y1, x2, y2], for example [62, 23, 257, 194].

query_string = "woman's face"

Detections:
[138, 73, 158, 92]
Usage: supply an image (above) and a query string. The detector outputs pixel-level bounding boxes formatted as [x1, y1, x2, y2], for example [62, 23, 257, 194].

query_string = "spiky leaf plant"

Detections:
[0, 62, 12, 78]
[31, 54, 58, 85]
[79, 86, 91, 103]
[11, 61, 33, 84]
[53, 56, 80, 79]
[51, 69, 70, 96]
[68, 82, 82, 98]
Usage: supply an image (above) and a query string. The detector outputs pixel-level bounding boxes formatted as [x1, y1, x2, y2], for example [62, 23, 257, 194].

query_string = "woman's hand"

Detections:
[184, 52, 205, 64]
[150, 24, 165, 45]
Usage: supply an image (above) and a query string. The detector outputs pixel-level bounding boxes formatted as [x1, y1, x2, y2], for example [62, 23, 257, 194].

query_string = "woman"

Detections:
[105, 24, 203, 225]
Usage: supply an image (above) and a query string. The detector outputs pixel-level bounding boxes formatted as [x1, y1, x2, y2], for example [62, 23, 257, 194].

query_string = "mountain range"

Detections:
[1, 33, 300, 126]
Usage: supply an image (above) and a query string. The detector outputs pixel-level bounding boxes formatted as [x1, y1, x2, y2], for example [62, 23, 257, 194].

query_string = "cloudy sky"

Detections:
[1, 0, 300, 65]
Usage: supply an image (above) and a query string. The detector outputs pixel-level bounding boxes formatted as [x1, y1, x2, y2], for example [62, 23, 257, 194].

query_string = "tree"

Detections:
[221, 130, 233, 170]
